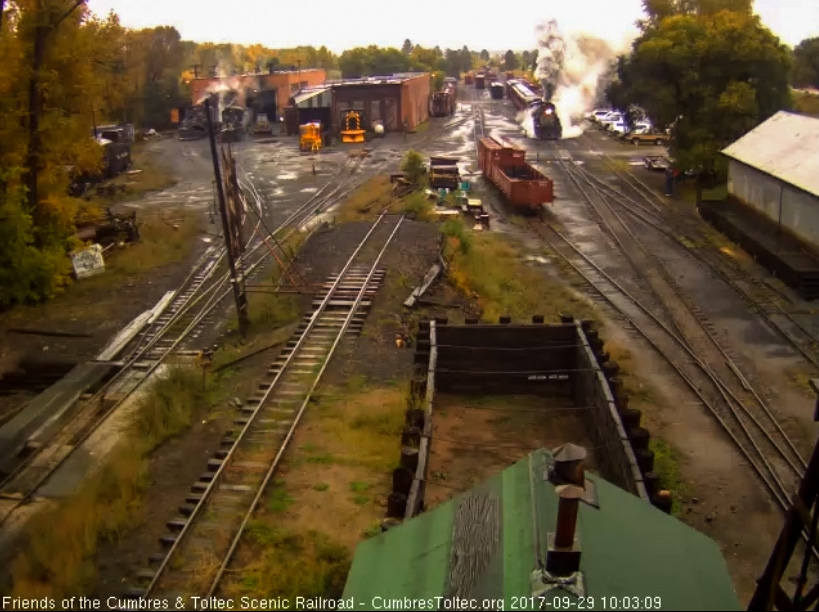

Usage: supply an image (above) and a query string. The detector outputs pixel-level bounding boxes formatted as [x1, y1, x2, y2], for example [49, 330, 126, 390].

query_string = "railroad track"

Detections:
[596, 157, 819, 369]
[127, 212, 404, 601]
[535, 155, 811, 529]
[0, 149, 383, 528]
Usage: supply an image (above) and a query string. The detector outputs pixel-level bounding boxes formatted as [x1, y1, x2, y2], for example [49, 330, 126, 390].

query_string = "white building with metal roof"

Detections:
[721, 111, 819, 248]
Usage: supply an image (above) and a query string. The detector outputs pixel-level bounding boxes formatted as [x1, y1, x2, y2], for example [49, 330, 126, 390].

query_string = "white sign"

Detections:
[71, 244, 105, 279]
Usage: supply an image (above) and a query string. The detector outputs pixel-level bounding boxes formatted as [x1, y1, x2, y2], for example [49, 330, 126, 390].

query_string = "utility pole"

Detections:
[191, 64, 202, 79]
[205, 95, 249, 336]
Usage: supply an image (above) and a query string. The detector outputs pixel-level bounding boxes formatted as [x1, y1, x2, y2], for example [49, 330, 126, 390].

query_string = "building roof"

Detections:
[191, 68, 324, 82]
[328, 72, 429, 87]
[293, 87, 330, 106]
[343, 448, 741, 611]
[721, 111, 819, 198]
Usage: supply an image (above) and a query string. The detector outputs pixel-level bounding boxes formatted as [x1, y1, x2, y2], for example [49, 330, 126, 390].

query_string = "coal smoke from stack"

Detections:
[535, 19, 564, 103]
[533, 19, 616, 139]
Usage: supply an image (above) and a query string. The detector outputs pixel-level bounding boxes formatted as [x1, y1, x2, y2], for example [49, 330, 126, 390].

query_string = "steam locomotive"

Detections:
[505, 79, 563, 140]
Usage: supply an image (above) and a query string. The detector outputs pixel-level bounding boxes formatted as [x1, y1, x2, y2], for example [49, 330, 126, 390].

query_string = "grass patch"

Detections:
[400, 191, 435, 222]
[788, 367, 818, 398]
[352, 495, 370, 506]
[334, 175, 395, 223]
[313, 483, 330, 492]
[221, 528, 349, 602]
[87, 143, 177, 206]
[349, 481, 371, 493]
[8, 366, 220, 598]
[794, 91, 819, 117]
[268, 488, 295, 514]
[98, 212, 200, 277]
[305, 453, 336, 465]
[649, 438, 687, 516]
[605, 341, 656, 404]
[446, 231, 597, 323]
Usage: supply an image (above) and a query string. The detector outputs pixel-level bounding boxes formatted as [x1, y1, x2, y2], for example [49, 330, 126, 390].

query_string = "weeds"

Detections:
[313, 483, 330, 492]
[441, 217, 472, 255]
[104, 213, 200, 277]
[221, 529, 349, 601]
[333, 175, 394, 223]
[401, 191, 434, 222]
[9, 366, 216, 598]
[446, 231, 597, 323]
[87, 144, 177, 207]
[794, 91, 819, 118]
[268, 489, 295, 514]
[650, 438, 687, 516]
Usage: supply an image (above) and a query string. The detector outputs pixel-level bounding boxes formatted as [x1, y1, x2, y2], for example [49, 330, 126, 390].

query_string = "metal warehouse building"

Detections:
[722, 111, 819, 249]
[329, 72, 431, 133]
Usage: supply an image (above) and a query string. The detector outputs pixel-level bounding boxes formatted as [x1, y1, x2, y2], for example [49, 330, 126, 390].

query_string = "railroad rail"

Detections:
[0, 148, 385, 528]
[535, 156, 813, 546]
[131, 212, 405, 600]
[597, 157, 819, 370]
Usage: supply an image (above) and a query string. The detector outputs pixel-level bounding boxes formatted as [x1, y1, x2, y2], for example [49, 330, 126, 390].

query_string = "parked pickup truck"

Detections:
[625, 131, 669, 146]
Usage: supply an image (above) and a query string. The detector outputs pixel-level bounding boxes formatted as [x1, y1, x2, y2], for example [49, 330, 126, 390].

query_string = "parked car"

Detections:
[586, 109, 612, 122]
[598, 112, 623, 129]
[609, 120, 629, 135]
[626, 129, 670, 146]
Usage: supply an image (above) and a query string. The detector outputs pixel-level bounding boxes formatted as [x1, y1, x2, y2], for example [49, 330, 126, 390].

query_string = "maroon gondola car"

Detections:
[477, 136, 554, 214]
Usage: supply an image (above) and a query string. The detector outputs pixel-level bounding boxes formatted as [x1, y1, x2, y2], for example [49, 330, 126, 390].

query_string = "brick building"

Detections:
[189, 69, 326, 122]
[329, 72, 431, 133]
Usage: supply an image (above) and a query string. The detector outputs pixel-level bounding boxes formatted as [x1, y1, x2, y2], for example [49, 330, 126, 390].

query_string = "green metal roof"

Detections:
[343, 449, 741, 611]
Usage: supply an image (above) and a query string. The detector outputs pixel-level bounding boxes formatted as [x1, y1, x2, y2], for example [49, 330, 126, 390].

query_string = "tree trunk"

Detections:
[0, 0, 6, 38]
[25, 24, 47, 222]
[695, 173, 703, 208]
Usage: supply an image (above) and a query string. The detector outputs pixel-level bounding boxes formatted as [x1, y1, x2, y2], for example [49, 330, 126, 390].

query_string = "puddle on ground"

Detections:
[277, 173, 298, 180]
[300, 187, 318, 193]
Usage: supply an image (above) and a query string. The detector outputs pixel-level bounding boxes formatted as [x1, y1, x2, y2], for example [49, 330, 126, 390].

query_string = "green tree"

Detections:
[402, 38, 413, 55]
[521, 50, 531, 70]
[503, 49, 517, 70]
[479, 49, 489, 61]
[459, 46, 471, 72]
[339, 46, 409, 78]
[620, 10, 791, 202]
[432, 71, 444, 91]
[639, 0, 751, 26]
[793, 37, 819, 88]
[401, 149, 424, 186]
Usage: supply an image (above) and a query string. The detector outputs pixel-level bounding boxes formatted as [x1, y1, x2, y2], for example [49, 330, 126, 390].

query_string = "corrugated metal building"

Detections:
[283, 87, 333, 136]
[343, 448, 741, 610]
[189, 69, 326, 122]
[722, 112, 819, 249]
[329, 72, 431, 133]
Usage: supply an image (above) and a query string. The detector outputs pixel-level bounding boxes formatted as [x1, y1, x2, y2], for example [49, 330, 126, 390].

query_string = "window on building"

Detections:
[300, 81, 308, 88]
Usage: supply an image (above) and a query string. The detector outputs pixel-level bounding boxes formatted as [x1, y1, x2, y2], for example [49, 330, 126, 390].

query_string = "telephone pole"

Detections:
[205, 95, 249, 336]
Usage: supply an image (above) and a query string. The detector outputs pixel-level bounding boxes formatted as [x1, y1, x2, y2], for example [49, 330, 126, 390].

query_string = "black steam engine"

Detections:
[506, 79, 563, 140]
[531, 100, 562, 140]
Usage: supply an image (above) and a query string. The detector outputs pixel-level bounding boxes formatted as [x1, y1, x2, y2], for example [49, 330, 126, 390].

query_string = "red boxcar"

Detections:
[477, 137, 554, 213]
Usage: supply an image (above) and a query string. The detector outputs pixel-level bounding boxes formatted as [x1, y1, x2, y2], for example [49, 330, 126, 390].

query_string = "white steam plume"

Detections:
[534, 19, 615, 139]
[195, 75, 245, 121]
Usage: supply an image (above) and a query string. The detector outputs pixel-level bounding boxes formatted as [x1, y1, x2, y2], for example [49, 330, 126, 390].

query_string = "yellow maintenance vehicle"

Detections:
[299, 121, 323, 152]
[341, 110, 365, 143]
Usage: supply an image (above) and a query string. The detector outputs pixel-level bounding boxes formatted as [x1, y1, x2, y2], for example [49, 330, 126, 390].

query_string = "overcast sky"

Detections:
[86, 0, 817, 52]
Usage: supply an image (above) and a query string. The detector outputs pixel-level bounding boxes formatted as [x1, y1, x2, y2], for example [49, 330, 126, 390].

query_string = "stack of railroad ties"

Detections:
[427, 155, 489, 230]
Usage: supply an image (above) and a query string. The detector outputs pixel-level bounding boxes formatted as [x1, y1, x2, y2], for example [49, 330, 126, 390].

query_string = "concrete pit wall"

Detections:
[384, 317, 676, 529]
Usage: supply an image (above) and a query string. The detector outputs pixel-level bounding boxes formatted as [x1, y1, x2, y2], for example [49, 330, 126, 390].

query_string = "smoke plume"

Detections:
[534, 19, 615, 138]
[195, 76, 245, 120]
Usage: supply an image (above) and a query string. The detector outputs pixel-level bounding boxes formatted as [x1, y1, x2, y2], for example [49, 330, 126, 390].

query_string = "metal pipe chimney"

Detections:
[555, 485, 582, 548]
[546, 484, 584, 576]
